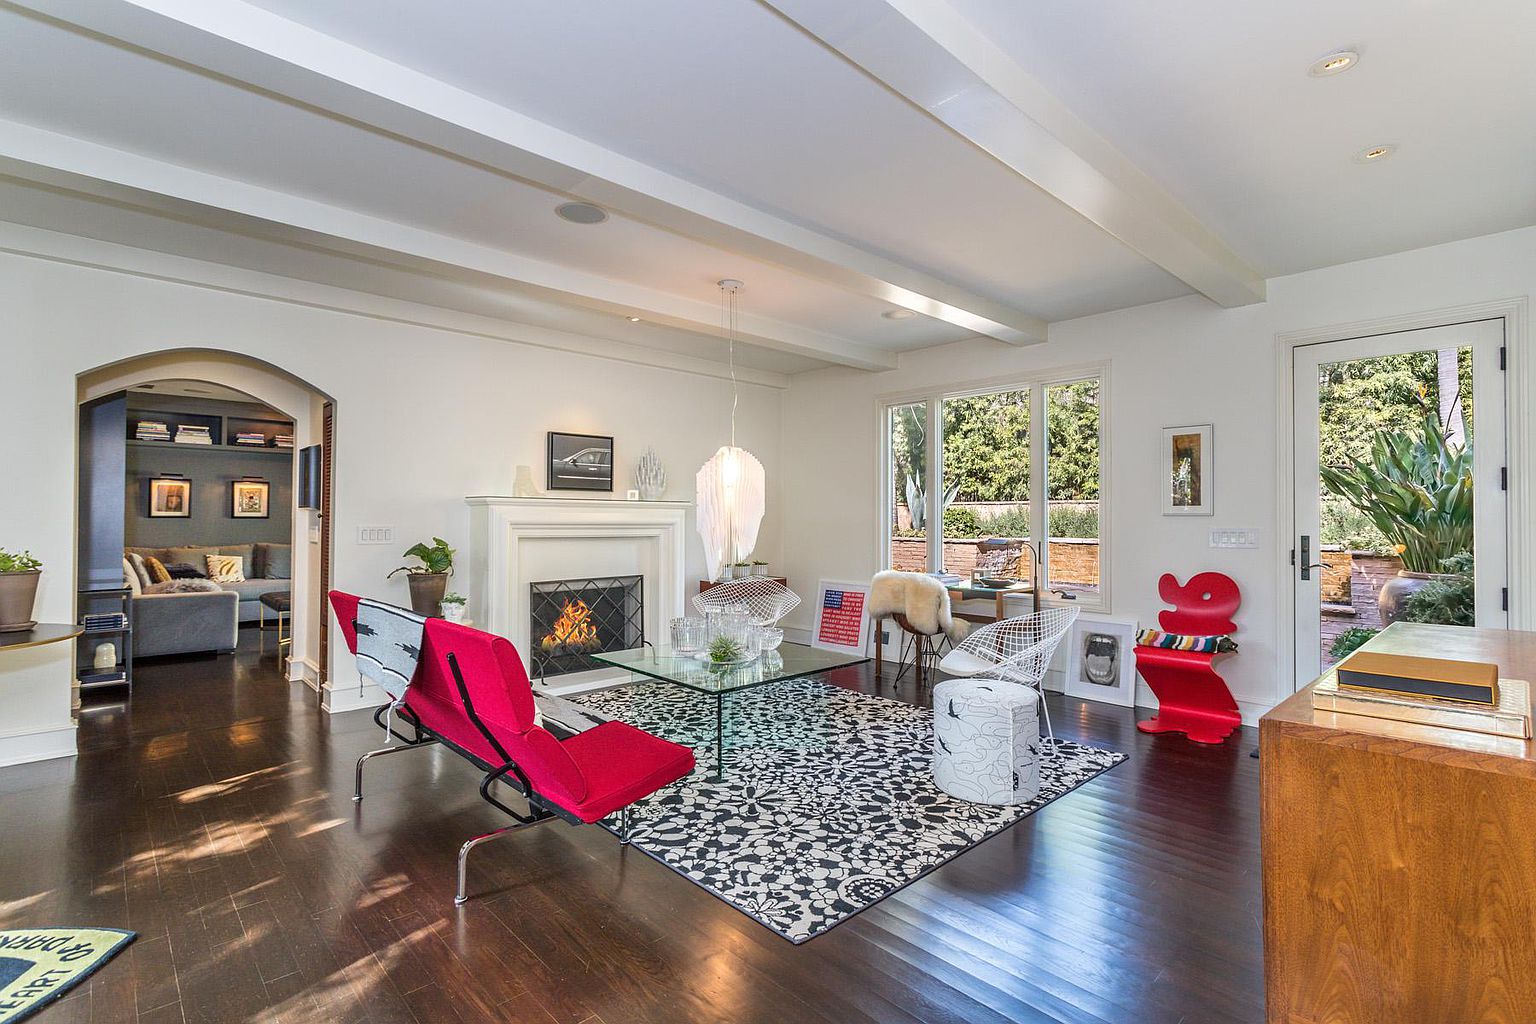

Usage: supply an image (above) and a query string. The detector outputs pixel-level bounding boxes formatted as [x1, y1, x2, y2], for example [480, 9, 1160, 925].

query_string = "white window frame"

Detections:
[876, 360, 1112, 613]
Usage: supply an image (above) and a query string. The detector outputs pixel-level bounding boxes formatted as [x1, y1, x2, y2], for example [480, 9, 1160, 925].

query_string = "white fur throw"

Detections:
[143, 579, 222, 595]
[868, 571, 969, 641]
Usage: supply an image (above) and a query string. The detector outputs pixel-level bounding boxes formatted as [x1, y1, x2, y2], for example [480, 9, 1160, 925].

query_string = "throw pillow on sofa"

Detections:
[164, 562, 205, 579]
[255, 543, 291, 579]
[206, 554, 247, 584]
[168, 546, 221, 570]
[144, 556, 172, 585]
[122, 557, 142, 597]
[126, 552, 153, 589]
[220, 544, 256, 572]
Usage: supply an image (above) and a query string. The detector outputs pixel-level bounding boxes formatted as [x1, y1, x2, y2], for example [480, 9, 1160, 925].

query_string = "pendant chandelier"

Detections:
[696, 279, 765, 582]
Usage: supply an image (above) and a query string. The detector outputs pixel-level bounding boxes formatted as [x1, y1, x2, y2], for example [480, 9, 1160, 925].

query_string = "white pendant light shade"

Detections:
[696, 445, 765, 582]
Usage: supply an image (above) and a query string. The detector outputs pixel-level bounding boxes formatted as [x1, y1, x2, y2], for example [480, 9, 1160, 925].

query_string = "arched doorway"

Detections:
[75, 350, 335, 710]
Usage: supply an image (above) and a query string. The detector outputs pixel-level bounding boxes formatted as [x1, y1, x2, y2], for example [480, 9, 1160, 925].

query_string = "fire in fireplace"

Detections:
[529, 575, 643, 680]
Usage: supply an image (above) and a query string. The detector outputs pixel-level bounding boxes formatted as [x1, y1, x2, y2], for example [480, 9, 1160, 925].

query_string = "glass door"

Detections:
[1291, 320, 1507, 686]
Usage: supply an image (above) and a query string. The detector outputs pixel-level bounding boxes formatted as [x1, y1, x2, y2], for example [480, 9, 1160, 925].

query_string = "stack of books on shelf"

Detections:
[273, 433, 295, 449]
[135, 420, 171, 442]
[82, 612, 127, 632]
[233, 431, 269, 447]
[174, 424, 213, 445]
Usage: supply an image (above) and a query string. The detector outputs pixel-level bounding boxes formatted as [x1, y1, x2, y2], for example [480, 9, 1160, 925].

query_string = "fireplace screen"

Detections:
[529, 575, 644, 680]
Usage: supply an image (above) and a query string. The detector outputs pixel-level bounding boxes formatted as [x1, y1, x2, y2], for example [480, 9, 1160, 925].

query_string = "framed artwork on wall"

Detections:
[810, 579, 873, 655]
[547, 432, 614, 492]
[1063, 614, 1139, 707]
[147, 476, 191, 518]
[1161, 424, 1214, 515]
[231, 478, 271, 518]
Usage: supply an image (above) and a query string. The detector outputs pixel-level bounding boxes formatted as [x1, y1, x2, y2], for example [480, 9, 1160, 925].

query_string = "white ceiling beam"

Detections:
[762, 0, 1267, 308]
[0, 118, 898, 371]
[4, 0, 1047, 344]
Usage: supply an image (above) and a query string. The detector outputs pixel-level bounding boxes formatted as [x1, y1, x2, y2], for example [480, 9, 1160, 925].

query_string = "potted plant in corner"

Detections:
[0, 548, 43, 633]
[387, 537, 455, 617]
[440, 592, 467, 623]
[1320, 402, 1473, 625]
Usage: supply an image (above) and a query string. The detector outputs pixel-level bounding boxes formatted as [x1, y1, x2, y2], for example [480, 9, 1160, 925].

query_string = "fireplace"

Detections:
[529, 575, 644, 680]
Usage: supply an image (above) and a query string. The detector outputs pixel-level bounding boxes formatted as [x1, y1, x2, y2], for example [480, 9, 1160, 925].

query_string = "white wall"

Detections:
[0, 232, 782, 762]
[781, 225, 1536, 722]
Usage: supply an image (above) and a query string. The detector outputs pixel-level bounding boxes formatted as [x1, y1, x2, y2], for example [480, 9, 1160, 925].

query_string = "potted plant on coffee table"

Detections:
[387, 537, 455, 617]
[0, 548, 43, 633]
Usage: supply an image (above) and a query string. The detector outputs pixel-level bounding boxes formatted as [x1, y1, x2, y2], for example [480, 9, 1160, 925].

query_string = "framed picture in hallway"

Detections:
[1161, 424, 1213, 515]
[147, 476, 191, 518]
[547, 431, 614, 492]
[231, 478, 271, 518]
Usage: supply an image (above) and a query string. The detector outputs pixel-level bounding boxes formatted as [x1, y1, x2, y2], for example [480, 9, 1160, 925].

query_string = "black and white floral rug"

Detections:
[565, 678, 1126, 943]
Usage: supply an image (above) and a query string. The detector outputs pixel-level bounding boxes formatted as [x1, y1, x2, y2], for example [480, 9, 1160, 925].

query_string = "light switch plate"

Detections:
[1209, 528, 1259, 549]
[357, 525, 395, 545]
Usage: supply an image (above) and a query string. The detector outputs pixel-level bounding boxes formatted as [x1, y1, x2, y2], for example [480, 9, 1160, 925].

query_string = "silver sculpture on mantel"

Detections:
[636, 446, 667, 500]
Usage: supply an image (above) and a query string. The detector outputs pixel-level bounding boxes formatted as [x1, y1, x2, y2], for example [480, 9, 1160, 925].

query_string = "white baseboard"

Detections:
[323, 680, 388, 714]
[288, 656, 319, 689]
[0, 724, 77, 768]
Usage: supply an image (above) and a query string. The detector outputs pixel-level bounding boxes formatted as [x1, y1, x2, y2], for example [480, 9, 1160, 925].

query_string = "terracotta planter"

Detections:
[1378, 570, 1456, 626]
[0, 570, 41, 633]
[405, 572, 449, 617]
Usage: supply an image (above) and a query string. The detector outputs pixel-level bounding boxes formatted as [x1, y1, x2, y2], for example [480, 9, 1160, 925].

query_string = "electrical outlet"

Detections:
[357, 525, 395, 545]
[1209, 528, 1259, 549]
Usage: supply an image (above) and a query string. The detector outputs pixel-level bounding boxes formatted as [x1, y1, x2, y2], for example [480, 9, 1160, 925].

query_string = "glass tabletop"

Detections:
[592, 641, 869, 694]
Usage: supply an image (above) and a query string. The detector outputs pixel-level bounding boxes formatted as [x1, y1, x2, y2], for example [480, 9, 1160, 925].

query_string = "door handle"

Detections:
[1299, 535, 1326, 580]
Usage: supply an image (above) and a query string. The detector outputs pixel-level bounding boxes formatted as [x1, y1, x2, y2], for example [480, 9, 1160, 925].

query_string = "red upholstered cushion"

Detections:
[558, 721, 696, 822]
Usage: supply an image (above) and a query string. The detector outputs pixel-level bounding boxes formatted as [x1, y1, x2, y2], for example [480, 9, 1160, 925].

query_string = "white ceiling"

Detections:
[0, 0, 1530, 375]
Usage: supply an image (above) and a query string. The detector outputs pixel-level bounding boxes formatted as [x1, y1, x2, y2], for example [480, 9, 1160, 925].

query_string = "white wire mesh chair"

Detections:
[691, 575, 802, 627]
[938, 607, 1079, 753]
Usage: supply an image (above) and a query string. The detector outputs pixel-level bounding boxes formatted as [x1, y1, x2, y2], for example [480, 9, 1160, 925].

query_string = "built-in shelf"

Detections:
[126, 439, 294, 456]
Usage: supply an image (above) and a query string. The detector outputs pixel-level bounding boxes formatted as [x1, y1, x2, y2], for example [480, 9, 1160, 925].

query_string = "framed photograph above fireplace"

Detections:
[547, 431, 614, 492]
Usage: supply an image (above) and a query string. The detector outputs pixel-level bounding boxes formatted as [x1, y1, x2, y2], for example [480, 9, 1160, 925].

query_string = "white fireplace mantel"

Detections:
[464, 496, 692, 693]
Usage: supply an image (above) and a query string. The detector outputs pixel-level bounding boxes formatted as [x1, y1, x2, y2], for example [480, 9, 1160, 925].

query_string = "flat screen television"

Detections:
[297, 444, 322, 509]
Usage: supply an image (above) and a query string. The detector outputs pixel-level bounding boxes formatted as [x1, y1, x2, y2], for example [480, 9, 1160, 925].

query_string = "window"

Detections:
[881, 369, 1107, 609]
[886, 402, 928, 571]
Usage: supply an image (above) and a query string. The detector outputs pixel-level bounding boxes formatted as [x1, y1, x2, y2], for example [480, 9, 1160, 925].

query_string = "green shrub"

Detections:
[1329, 627, 1378, 659]
[1048, 504, 1099, 539]
[978, 507, 1030, 537]
[1319, 496, 1394, 554]
[1398, 552, 1475, 626]
[941, 507, 980, 537]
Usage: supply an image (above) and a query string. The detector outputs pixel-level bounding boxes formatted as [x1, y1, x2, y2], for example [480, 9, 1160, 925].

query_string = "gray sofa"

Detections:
[125, 543, 291, 656]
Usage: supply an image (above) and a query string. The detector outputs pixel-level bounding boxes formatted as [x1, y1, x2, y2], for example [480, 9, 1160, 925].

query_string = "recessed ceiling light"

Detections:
[1308, 50, 1359, 77]
[626, 316, 642, 322]
[1355, 144, 1397, 163]
[882, 309, 917, 320]
[555, 201, 608, 225]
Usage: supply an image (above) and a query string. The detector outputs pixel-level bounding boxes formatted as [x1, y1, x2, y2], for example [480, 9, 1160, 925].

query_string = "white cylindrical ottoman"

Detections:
[932, 677, 1042, 805]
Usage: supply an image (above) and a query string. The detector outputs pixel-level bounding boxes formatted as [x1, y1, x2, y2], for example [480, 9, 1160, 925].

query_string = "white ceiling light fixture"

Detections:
[1308, 50, 1360, 77]
[882, 309, 918, 320]
[626, 316, 642, 322]
[695, 279, 766, 583]
[1355, 144, 1397, 163]
[554, 201, 608, 225]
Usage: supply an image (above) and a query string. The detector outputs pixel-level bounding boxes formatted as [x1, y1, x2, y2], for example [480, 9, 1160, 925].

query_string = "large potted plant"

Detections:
[0, 548, 43, 633]
[1319, 401, 1473, 625]
[387, 537, 455, 617]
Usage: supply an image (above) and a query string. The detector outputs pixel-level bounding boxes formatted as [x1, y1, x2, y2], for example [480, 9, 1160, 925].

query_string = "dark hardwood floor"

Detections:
[0, 630, 1264, 1024]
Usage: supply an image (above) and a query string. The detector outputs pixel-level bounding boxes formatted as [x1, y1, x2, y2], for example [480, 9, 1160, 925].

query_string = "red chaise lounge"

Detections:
[330, 591, 696, 904]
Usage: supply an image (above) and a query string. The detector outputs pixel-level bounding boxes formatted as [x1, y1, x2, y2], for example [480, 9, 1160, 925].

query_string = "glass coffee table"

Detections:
[592, 642, 869, 775]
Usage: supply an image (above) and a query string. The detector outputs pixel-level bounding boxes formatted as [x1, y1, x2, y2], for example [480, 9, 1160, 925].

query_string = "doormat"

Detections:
[0, 928, 135, 1022]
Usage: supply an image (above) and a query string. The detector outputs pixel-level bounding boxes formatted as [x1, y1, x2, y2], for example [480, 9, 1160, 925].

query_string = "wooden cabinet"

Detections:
[1261, 622, 1536, 1024]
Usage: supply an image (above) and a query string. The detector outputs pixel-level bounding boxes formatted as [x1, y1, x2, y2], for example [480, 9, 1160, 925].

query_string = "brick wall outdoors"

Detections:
[889, 537, 1100, 585]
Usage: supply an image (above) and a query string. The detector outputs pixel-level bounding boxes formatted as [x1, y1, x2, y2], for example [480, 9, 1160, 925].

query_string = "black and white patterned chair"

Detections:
[931, 677, 1043, 805]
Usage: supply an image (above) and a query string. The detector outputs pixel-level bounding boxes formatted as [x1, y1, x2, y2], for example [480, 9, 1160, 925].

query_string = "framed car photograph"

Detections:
[148, 476, 191, 518]
[231, 478, 271, 519]
[1161, 423, 1214, 515]
[547, 431, 614, 492]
